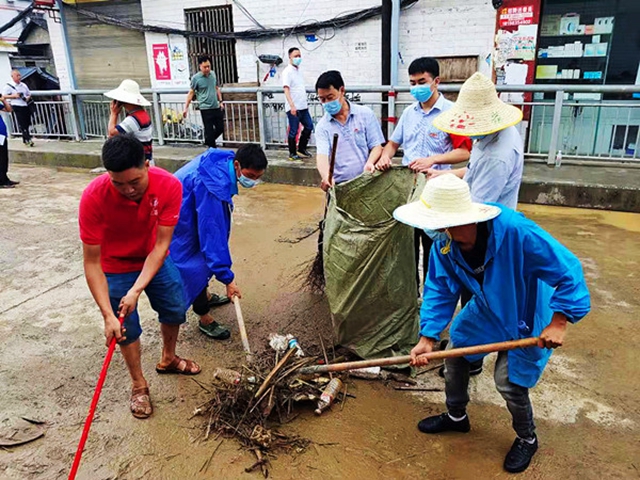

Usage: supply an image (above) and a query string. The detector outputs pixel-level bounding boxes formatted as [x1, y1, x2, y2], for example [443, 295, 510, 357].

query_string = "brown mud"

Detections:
[0, 165, 639, 479]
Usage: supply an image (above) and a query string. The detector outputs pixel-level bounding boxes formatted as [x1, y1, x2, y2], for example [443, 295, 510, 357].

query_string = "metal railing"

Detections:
[6, 84, 640, 163]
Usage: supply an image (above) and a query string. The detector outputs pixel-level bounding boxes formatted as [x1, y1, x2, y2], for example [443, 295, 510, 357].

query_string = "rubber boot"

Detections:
[287, 137, 297, 156]
[298, 128, 312, 157]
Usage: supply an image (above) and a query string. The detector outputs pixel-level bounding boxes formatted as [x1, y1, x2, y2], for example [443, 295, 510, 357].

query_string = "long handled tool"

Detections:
[306, 133, 339, 293]
[297, 337, 540, 375]
[69, 314, 125, 480]
[233, 296, 252, 360]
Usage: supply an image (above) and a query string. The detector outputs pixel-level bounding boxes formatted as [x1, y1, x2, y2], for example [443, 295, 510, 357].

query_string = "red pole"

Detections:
[68, 314, 124, 480]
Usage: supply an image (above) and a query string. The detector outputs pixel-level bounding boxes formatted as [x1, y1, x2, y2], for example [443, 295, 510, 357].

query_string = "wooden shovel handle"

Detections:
[233, 296, 251, 355]
[328, 133, 339, 185]
[297, 337, 540, 375]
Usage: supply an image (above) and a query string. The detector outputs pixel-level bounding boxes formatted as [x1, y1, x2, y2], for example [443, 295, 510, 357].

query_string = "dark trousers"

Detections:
[192, 287, 210, 316]
[415, 228, 433, 294]
[286, 109, 313, 154]
[0, 140, 9, 183]
[200, 108, 224, 148]
[444, 342, 536, 439]
[13, 105, 32, 143]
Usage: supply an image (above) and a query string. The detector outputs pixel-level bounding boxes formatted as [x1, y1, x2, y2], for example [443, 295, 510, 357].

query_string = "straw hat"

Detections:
[393, 174, 501, 231]
[432, 72, 522, 136]
[104, 79, 150, 106]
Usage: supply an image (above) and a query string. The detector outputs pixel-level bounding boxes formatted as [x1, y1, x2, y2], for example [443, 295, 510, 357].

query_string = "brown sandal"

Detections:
[155, 356, 201, 376]
[130, 387, 153, 419]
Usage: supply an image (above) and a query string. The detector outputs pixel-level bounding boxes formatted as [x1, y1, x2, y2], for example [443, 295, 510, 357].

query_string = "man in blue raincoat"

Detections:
[170, 144, 268, 339]
[393, 174, 590, 474]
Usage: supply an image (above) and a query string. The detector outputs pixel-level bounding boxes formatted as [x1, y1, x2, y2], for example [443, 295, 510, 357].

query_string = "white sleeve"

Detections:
[282, 68, 291, 88]
[116, 116, 139, 134]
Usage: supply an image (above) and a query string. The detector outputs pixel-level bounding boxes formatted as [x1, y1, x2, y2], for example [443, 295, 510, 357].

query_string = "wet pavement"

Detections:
[0, 165, 639, 480]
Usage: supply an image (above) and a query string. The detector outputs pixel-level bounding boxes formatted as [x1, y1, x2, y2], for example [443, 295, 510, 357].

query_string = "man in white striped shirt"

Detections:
[105, 80, 155, 166]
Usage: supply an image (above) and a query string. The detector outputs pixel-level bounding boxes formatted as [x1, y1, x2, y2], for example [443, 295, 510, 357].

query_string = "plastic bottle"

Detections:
[554, 150, 562, 168]
[314, 378, 343, 415]
[213, 368, 241, 385]
[288, 337, 305, 357]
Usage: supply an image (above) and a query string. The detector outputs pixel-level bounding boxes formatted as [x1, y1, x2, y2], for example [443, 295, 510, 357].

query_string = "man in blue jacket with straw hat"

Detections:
[394, 173, 590, 473]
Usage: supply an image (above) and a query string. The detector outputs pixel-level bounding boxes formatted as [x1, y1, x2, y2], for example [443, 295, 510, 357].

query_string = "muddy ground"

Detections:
[0, 165, 639, 480]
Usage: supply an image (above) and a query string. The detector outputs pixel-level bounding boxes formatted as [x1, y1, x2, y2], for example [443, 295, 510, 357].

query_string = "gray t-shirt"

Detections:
[190, 71, 219, 110]
[463, 126, 524, 210]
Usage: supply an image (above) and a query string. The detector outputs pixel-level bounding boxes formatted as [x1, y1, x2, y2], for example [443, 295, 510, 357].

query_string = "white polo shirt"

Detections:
[282, 64, 308, 112]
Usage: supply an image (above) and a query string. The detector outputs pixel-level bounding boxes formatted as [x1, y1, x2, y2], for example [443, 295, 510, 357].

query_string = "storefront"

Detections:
[494, 0, 640, 158]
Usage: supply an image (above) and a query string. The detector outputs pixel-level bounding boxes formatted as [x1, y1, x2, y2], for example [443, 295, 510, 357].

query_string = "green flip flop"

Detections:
[207, 294, 231, 308]
[199, 321, 231, 340]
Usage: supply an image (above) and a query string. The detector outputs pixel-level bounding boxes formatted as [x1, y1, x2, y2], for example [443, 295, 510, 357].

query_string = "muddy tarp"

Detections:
[323, 168, 423, 360]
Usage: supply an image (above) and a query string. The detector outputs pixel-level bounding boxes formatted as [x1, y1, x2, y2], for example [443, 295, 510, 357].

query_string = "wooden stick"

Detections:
[328, 133, 339, 185]
[297, 338, 540, 375]
[233, 297, 252, 358]
[254, 347, 297, 399]
[319, 336, 333, 380]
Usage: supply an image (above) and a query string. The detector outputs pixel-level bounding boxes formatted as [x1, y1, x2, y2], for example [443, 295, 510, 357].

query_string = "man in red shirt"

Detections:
[79, 134, 199, 420]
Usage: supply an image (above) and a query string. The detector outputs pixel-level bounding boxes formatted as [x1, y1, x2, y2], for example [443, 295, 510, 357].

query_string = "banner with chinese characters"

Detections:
[499, 5, 535, 27]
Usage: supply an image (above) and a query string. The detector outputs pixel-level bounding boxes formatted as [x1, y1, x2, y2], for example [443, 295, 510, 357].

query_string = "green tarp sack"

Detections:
[323, 168, 424, 360]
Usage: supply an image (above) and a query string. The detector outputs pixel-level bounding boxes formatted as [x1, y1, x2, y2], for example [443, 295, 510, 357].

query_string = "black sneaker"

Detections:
[7, 180, 19, 186]
[207, 293, 231, 308]
[288, 154, 302, 162]
[504, 436, 538, 473]
[0, 183, 15, 189]
[297, 150, 312, 159]
[417, 412, 470, 434]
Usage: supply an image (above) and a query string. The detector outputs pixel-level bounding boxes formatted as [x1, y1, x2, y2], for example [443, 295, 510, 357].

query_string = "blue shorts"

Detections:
[105, 256, 186, 345]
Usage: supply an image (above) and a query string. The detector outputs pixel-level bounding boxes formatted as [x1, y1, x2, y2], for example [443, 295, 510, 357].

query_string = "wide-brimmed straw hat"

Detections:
[432, 72, 522, 136]
[104, 79, 150, 106]
[393, 174, 501, 231]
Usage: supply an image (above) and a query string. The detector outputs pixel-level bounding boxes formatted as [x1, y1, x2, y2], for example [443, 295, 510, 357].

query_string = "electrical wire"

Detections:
[68, 0, 420, 42]
[0, 4, 34, 36]
[231, 0, 266, 30]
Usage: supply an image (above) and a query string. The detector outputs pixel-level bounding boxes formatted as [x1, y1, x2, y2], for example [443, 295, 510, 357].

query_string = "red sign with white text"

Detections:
[152, 44, 171, 81]
[499, 5, 535, 27]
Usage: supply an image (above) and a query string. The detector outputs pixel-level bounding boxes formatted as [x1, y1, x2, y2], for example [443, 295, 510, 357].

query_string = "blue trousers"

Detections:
[105, 256, 186, 345]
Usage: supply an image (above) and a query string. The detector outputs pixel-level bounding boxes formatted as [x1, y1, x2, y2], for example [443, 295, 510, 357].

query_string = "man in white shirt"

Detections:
[283, 47, 313, 161]
[3, 70, 33, 147]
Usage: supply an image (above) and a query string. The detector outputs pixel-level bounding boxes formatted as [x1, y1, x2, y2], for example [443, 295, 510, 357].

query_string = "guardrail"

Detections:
[5, 84, 640, 164]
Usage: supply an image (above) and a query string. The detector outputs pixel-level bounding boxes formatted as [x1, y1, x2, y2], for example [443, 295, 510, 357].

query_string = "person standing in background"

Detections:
[3, 70, 34, 147]
[105, 79, 155, 166]
[283, 47, 313, 162]
[0, 93, 17, 188]
[183, 56, 225, 148]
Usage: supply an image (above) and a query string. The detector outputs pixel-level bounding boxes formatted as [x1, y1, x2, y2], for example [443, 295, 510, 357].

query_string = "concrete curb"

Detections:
[9, 144, 640, 212]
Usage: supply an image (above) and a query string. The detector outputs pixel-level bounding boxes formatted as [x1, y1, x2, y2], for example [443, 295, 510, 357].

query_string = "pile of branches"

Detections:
[192, 345, 349, 477]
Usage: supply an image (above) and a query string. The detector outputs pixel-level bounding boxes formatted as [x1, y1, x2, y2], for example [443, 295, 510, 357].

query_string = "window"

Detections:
[185, 6, 239, 85]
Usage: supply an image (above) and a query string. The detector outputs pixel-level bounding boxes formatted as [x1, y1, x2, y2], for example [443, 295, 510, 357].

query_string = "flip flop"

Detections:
[130, 387, 153, 419]
[155, 356, 201, 375]
[208, 294, 231, 308]
[199, 321, 231, 340]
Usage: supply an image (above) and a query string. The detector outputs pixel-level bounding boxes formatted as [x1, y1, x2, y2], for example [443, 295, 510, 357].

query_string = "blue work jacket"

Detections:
[170, 149, 238, 309]
[421, 205, 591, 388]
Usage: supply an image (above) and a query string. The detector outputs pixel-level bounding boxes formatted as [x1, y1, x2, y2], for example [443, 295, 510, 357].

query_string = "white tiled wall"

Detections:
[140, 0, 497, 88]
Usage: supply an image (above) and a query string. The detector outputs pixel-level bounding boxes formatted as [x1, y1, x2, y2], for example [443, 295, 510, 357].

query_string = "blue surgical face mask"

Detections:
[238, 175, 257, 189]
[470, 134, 488, 140]
[323, 98, 342, 116]
[424, 229, 449, 243]
[292, 57, 302, 66]
[410, 84, 434, 103]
